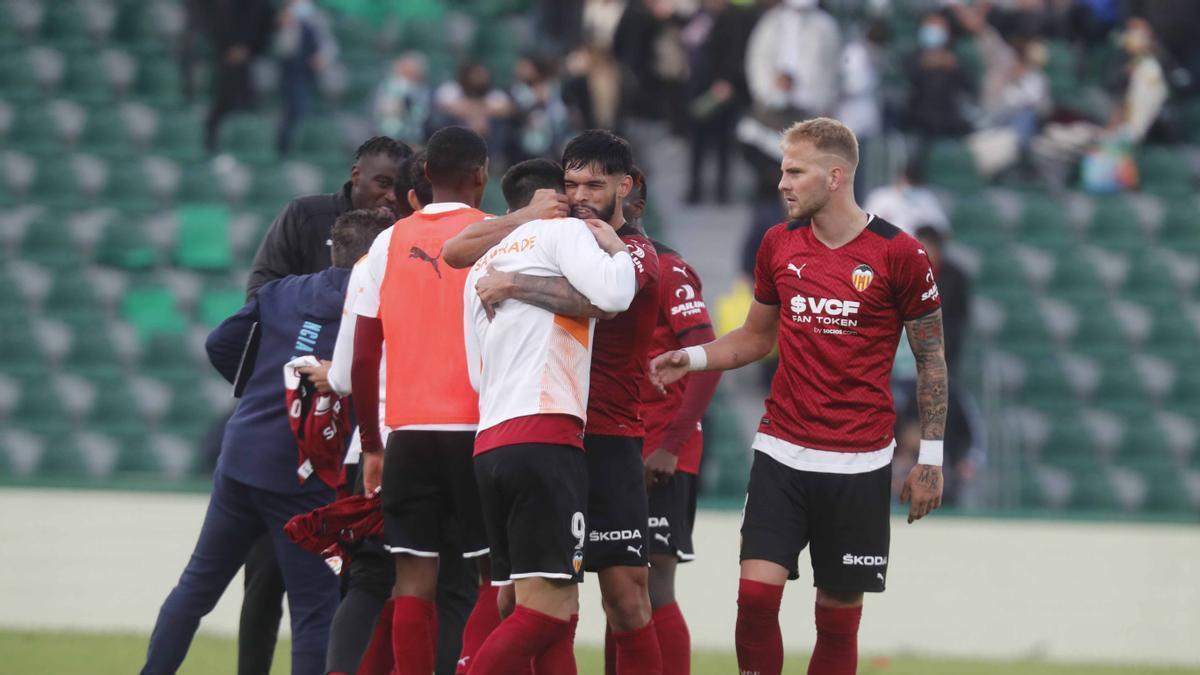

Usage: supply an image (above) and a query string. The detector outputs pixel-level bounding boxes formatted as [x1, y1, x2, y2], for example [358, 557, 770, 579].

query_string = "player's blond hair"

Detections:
[781, 117, 859, 169]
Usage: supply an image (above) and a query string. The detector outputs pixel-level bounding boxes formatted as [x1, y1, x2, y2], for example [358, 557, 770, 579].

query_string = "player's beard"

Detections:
[787, 189, 830, 221]
[572, 193, 618, 225]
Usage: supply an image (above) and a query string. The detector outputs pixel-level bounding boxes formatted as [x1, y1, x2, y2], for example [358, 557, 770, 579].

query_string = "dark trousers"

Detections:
[687, 103, 740, 202]
[276, 70, 314, 156]
[142, 471, 340, 675]
[238, 536, 284, 675]
[205, 62, 253, 153]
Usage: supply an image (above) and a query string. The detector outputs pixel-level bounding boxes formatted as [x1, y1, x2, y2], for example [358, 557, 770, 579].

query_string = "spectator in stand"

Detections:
[204, 0, 276, 154]
[433, 62, 514, 162]
[744, 0, 841, 118]
[1127, 0, 1200, 94]
[954, 2, 1050, 149]
[837, 17, 889, 195]
[274, 0, 338, 156]
[508, 53, 571, 163]
[903, 12, 975, 140]
[684, 0, 759, 204]
[864, 161, 951, 237]
[374, 53, 433, 147]
[1031, 18, 1169, 189]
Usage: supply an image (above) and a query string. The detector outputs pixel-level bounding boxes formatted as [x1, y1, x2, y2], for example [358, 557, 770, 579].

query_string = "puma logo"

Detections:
[409, 246, 441, 278]
[787, 262, 807, 279]
[672, 265, 688, 276]
[627, 545, 643, 557]
[654, 533, 671, 546]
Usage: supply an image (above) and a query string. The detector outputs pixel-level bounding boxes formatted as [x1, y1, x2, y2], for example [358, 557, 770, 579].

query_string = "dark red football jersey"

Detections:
[586, 227, 660, 437]
[753, 216, 941, 453]
[640, 244, 711, 474]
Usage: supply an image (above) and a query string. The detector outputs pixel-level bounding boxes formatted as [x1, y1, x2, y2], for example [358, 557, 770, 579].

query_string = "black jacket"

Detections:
[246, 181, 353, 300]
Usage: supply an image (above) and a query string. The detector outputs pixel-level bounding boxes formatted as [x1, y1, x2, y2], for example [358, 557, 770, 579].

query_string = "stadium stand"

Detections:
[0, 0, 1196, 519]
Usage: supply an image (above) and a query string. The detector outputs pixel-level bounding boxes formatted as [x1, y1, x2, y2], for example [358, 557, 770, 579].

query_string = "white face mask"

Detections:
[784, 0, 818, 9]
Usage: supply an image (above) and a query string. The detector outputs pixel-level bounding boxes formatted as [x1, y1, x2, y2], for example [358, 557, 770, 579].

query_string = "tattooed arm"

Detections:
[900, 308, 948, 523]
[475, 270, 616, 319]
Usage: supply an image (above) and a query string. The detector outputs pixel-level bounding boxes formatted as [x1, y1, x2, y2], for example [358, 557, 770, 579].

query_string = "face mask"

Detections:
[292, 0, 315, 20]
[919, 24, 948, 50]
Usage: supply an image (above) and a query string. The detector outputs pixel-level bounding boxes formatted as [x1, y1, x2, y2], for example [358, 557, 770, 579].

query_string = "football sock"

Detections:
[652, 603, 691, 674]
[807, 604, 861, 675]
[456, 583, 502, 674]
[354, 598, 393, 674]
[612, 621, 663, 675]
[391, 596, 435, 675]
[531, 612, 578, 674]
[466, 605, 568, 674]
[735, 579, 784, 675]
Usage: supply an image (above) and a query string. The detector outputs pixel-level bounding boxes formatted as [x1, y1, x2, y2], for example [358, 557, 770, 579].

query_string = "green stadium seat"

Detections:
[926, 140, 981, 191]
[1009, 352, 1074, 407]
[198, 285, 246, 328]
[174, 204, 233, 270]
[60, 55, 115, 103]
[293, 120, 347, 164]
[221, 115, 276, 166]
[1079, 349, 1148, 409]
[1140, 297, 1199, 358]
[990, 292, 1052, 346]
[1067, 463, 1121, 511]
[8, 105, 63, 155]
[36, 431, 88, 478]
[61, 322, 123, 378]
[163, 379, 218, 440]
[1032, 407, 1097, 467]
[1157, 200, 1200, 255]
[42, 270, 101, 316]
[139, 333, 198, 383]
[176, 164, 225, 204]
[79, 107, 136, 159]
[0, 49, 43, 102]
[1119, 249, 1178, 300]
[1087, 196, 1148, 252]
[1125, 457, 1196, 513]
[1045, 40, 1080, 101]
[121, 286, 188, 337]
[9, 374, 69, 434]
[96, 215, 159, 269]
[0, 323, 48, 378]
[1044, 252, 1103, 297]
[1136, 147, 1194, 197]
[132, 58, 182, 107]
[20, 215, 84, 267]
[1057, 293, 1125, 350]
[951, 195, 1006, 249]
[1015, 193, 1073, 252]
[153, 112, 205, 161]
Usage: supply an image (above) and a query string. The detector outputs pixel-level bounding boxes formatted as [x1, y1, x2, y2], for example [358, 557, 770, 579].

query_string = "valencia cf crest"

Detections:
[573, 551, 584, 574]
[851, 264, 874, 291]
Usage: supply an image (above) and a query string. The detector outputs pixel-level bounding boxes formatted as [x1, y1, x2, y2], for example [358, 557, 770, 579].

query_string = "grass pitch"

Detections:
[1, 630, 1197, 674]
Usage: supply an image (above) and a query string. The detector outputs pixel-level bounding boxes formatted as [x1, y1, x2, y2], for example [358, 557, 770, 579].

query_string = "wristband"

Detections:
[682, 346, 707, 371]
[917, 439, 944, 466]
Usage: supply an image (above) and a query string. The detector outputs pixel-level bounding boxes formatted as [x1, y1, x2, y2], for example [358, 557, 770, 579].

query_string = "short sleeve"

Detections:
[752, 228, 780, 305]
[624, 235, 659, 291]
[351, 229, 391, 318]
[660, 259, 713, 337]
[892, 235, 942, 320]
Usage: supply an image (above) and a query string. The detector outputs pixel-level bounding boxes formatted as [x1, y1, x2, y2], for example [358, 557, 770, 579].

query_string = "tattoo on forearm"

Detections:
[512, 274, 603, 317]
[905, 310, 948, 440]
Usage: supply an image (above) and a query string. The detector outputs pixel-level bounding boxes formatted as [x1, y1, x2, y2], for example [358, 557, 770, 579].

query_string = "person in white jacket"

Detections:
[744, 0, 841, 116]
[460, 158, 636, 671]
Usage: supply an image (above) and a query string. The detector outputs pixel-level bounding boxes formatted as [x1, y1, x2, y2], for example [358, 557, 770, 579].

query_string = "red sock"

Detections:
[652, 603, 690, 674]
[807, 604, 862, 675]
[612, 621, 663, 675]
[457, 584, 502, 674]
[391, 596, 436, 675]
[735, 579, 784, 675]
[467, 605, 568, 674]
[531, 613, 577, 674]
[604, 623, 616, 675]
[356, 599, 394, 675]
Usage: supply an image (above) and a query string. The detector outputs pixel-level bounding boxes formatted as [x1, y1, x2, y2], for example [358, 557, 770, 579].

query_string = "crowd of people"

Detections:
[139, 114, 950, 675]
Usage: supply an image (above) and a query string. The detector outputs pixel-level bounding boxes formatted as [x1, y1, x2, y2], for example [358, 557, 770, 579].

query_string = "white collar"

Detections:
[421, 202, 471, 214]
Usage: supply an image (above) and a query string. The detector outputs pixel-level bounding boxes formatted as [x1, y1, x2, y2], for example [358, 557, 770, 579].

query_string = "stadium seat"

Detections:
[152, 111, 204, 162]
[1015, 193, 1073, 252]
[197, 285, 246, 328]
[1136, 147, 1194, 197]
[60, 54, 115, 103]
[96, 215, 159, 269]
[132, 57, 181, 107]
[926, 140, 981, 191]
[1157, 199, 1200, 255]
[1125, 457, 1197, 513]
[174, 204, 233, 270]
[951, 194, 1006, 249]
[19, 214, 85, 267]
[162, 378, 219, 441]
[1066, 463, 1121, 511]
[138, 332, 199, 383]
[121, 286, 188, 337]
[61, 322, 124, 379]
[78, 107, 137, 159]
[293, 120, 348, 164]
[220, 115, 276, 167]
[1119, 248, 1178, 300]
[0, 321, 47, 378]
[1139, 297, 1200, 358]
[1043, 251, 1104, 297]
[9, 373, 69, 434]
[1087, 196, 1148, 253]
